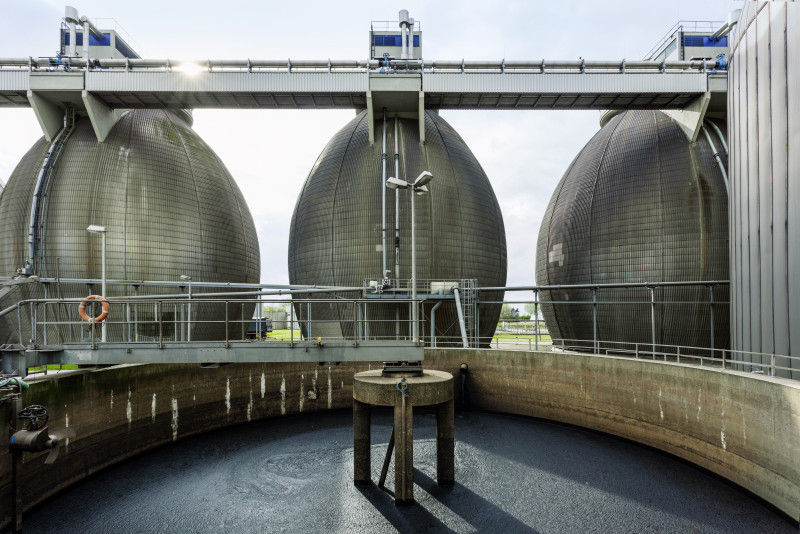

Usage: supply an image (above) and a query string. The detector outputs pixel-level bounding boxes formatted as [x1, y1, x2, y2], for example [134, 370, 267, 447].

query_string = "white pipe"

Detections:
[452, 288, 470, 348]
[430, 299, 442, 347]
[69, 21, 77, 57]
[701, 124, 728, 194]
[707, 120, 728, 156]
[401, 25, 407, 59]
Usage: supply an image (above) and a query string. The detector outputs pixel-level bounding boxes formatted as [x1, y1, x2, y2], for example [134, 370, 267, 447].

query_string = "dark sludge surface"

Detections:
[23, 410, 794, 534]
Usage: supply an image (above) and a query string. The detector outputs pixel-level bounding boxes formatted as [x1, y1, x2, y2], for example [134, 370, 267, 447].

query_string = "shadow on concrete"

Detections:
[413, 468, 540, 534]
[356, 483, 457, 534]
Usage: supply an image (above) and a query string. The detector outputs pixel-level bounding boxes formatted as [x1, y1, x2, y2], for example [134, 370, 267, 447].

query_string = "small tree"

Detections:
[499, 304, 520, 320]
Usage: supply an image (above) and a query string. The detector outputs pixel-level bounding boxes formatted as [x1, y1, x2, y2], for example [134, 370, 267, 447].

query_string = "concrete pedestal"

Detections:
[353, 369, 454, 504]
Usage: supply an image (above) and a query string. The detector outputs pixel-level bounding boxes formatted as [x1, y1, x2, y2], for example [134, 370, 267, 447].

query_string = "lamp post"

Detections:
[86, 225, 107, 342]
[386, 171, 433, 344]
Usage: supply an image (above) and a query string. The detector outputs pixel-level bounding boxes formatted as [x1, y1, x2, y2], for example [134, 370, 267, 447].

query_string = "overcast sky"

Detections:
[0, 0, 740, 290]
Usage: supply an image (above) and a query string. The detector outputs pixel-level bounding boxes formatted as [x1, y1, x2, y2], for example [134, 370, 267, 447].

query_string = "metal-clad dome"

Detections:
[536, 110, 729, 352]
[0, 109, 260, 341]
[288, 110, 506, 345]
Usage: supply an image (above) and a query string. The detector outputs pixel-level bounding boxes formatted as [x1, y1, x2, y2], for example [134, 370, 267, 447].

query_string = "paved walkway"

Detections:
[25, 410, 794, 533]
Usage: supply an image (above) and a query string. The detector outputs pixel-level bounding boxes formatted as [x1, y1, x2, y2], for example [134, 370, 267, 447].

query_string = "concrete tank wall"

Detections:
[729, 1, 800, 378]
[1, 353, 799, 529]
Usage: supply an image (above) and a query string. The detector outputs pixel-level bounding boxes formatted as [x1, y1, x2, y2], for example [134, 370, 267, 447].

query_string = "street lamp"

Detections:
[86, 225, 107, 342]
[386, 171, 434, 343]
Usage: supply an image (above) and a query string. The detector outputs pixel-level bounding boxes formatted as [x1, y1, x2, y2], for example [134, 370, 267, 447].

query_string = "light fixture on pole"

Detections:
[86, 225, 107, 342]
[386, 171, 434, 344]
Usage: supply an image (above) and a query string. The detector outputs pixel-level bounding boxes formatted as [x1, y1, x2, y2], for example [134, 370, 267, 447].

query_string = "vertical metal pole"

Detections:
[11, 395, 23, 534]
[365, 302, 370, 340]
[180, 286, 185, 342]
[173, 302, 178, 342]
[307, 302, 311, 339]
[357, 302, 362, 341]
[157, 302, 163, 349]
[225, 302, 229, 346]
[134, 285, 139, 342]
[126, 297, 131, 343]
[100, 231, 107, 342]
[649, 286, 656, 359]
[187, 280, 192, 342]
[411, 187, 418, 343]
[709, 285, 715, 359]
[43, 284, 48, 345]
[592, 288, 597, 353]
[380, 109, 388, 277]
[32, 302, 38, 347]
[290, 302, 294, 347]
[534, 290, 539, 351]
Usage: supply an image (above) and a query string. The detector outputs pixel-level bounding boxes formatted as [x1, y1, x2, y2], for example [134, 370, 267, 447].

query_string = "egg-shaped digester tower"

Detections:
[0, 109, 260, 342]
[536, 110, 729, 352]
[729, 1, 800, 378]
[289, 110, 506, 346]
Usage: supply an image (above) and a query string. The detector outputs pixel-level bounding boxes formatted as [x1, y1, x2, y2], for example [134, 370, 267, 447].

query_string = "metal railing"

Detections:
[2, 296, 422, 350]
[0, 56, 724, 74]
[2, 277, 797, 381]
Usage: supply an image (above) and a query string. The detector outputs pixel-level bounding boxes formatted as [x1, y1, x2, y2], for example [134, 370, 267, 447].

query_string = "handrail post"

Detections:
[592, 288, 598, 353]
[649, 286, 656, 359]
[158, 301, 163, 349]
[134, 285, 139, 342]
[290, 301, 294, 347]
[353, 300, 358, 344]
[533, 289, 539, 351]
[32, 302, 38, 346]
[771, 354, 775, 377]
[90, 304, 95, 350]
[709, 285, 715, 360]
[225, 301, 229, 348]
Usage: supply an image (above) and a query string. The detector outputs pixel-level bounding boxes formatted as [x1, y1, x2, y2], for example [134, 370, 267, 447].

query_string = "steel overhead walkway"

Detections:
[0, 57, 726, 143]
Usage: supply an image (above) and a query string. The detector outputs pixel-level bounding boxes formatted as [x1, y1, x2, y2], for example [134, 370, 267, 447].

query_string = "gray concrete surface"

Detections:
[23, 410, 793, 534]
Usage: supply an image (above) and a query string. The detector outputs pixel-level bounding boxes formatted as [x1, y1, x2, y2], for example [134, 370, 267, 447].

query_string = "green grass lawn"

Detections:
[491, 333, 552, 343]
[262, 329, 303, 341]
[27, 364, 79, 373]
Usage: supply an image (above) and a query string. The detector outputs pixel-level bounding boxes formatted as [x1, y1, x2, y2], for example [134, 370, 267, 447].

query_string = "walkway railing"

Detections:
[0, 57, 724, 74]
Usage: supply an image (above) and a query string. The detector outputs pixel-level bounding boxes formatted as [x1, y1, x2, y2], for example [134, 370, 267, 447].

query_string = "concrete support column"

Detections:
[353, 399, 371, 486]
[394, 395, 414, 504]
[436, 398, 455, 485]
[353, 369, 454, 504]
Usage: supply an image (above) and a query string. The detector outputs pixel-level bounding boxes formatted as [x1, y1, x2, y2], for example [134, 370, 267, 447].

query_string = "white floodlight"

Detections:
[386, 177, 409, 189]
[86, 225, 106, 233]
[414, 171, 433, 187]
[414, 185, 429, 195]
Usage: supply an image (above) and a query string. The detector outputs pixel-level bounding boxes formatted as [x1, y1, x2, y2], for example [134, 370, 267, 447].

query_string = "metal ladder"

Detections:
[459, 279, 478, 346]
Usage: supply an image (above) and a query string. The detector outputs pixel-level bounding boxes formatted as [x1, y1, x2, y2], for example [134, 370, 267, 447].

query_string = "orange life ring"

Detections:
[79, 295, 110, 323]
